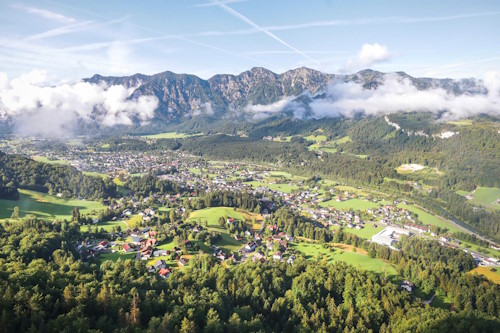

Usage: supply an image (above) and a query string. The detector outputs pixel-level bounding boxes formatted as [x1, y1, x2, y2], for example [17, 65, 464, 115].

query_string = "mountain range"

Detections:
[85, 67, 485, 123]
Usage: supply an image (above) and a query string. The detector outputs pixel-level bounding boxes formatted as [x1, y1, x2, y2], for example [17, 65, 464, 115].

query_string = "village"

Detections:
[5, 138, 499, 279]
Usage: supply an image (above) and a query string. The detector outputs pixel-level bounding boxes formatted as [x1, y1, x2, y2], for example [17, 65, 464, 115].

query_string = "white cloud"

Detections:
[195, 0, 248, 7]
[12, 4, 76, 24]
[243, 96, 301, 120]
[24, 21, 94, 41]
[342, 43, 392, 72]
[191, 102, 215, 116]
[0, 70, 159, 137]
[308, 72, 500, 120]
[244, 96, 295, 113]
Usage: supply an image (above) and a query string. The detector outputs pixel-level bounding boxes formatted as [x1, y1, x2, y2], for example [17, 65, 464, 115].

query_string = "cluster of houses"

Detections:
[236, 230, 294, 264]
[368, 204, 416, 226]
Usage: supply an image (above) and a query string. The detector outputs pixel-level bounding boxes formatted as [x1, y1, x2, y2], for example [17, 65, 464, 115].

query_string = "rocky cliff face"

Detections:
[84, 67, 484, 122]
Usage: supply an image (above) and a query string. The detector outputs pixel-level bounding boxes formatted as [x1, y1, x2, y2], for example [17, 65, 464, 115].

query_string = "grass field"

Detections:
[124, 214, 143, 229]
[467, 267, 500, 284]
[333, 136, 352, 145]
[335, 185, 371, 197]
[99, 251, 135, 263]
[341, 222, 382, 239]
[468, 187, 500, 211]
[80, 220, 127, 232]
[32, 156, 69, 165]
[245, 180, 298, 194]
[396, 203, 460, 232]
[186, 207, 261, 252]
[188, 167, 202, 175]
[141, 132, 200, 139]
[320, 198, 382, 211]
[291, 242, 397, 275]
[187, 207, 246, 226]
[0, 189, 105, 221]
[304, 134, 327, 142]
[447, 119, 473, 126]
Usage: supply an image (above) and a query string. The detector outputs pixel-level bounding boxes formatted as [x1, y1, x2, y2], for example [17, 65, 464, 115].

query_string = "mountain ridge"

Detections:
[84, 67, 484, 123]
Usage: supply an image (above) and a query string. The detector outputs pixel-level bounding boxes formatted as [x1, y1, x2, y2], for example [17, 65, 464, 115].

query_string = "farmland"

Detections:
[0, 189, 105, 221]
[290, 242, 397, 275]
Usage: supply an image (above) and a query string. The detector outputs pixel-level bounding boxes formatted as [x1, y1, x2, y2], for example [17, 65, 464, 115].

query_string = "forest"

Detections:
[0, 219, 499, 333]
[0, 152, 117, 199]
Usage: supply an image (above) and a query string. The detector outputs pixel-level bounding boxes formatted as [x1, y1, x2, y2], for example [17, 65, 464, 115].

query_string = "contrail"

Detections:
[212, 0, 319, 64]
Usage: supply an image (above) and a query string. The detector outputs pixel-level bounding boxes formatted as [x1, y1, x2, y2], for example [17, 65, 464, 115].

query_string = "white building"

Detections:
[372, 227, 411, 248]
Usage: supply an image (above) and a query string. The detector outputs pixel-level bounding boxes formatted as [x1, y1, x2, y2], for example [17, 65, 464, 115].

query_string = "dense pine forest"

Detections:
[0, 219, 499, 333]
[0, 152, 117, 199]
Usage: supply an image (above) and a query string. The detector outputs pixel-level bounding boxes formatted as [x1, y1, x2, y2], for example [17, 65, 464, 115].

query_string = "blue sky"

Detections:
[1, 0, 499, 81]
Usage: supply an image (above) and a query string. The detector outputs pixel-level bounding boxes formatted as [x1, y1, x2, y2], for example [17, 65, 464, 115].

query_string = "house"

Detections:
[153, 259, 166, 270]
[158, 268, 171, 279]
[182, 240, 192, 248]
[122, 243, 134, 252]
[253, 252, 265, 261]
[234, 234, 242, 241]
[131, 235, 142, 245]
[153, 250, 168, 257]
[273, 251, 283, 260]
[145, 238, 157, 248]
[216, 252, 227, 261]
[245, 242, 256, 252]
[401, 280, 414, 292]
[177, 258, 188, 267]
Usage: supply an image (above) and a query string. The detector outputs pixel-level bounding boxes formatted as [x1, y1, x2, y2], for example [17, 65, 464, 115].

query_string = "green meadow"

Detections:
[320, 198, 382, 211]
[291, 242, 397, 275]
[80, 220, 128, 232]
[396, 203, 460, 232]
[340, 222, 382, 239]
[32, 156, 69, 165]
[187, 207, 246, 226]
[0, 189, 105, 221]
[187, 207, 250, 252]
[245, 180, 298, 194]
[141, 132, 201, 139]
[468, 187, 500, 211]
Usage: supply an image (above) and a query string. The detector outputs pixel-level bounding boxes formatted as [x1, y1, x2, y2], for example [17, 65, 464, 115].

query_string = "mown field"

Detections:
[330, 222, 382, 239]
[141, 132, 201, 139]
[32, 156, 70, 165]
[80, 220, 128, 232]
[290, 242, 397, 276]
[0, 189, 105, 221]
[467, 267, 500, 284]
[187, 207, 263, 252]
[396, 203, 461, 233]
[465, 187, 500, 212]
[245, 180, 298, 194]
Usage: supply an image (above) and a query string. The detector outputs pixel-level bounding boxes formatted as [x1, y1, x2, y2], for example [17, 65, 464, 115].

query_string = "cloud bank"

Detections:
[308, 72, 500, 120]
[237, 72, 500, 121]
[0, 70, 159, 137]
